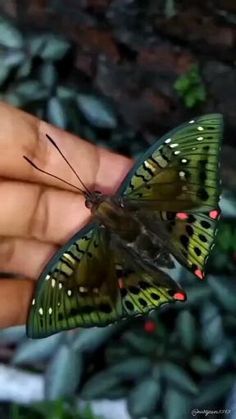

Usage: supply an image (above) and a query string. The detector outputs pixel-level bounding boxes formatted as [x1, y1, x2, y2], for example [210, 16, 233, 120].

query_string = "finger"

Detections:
[0, 180, 91, 244]
[0, 279, 34, 327]
[0, 102, 132, 193]
[0, 237, 57, 279]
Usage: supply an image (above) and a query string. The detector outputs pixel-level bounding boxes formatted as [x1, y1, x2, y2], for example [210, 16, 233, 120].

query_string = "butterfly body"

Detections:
[27, 114, 223, 338]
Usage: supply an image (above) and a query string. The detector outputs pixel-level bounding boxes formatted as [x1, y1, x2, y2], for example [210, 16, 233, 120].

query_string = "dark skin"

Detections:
[0, 102, 133, 328]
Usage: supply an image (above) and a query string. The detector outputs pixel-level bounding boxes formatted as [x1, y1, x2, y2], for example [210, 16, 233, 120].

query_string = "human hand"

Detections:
[0, 102, 132, 329]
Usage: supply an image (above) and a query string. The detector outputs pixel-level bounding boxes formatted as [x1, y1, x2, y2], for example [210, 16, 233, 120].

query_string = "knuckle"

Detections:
[0, 237, 16, 266]
[28, 185, 50, 240]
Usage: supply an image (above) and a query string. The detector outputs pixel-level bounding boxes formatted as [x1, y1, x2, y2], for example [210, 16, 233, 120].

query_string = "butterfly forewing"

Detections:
[118, 114, 222, 212]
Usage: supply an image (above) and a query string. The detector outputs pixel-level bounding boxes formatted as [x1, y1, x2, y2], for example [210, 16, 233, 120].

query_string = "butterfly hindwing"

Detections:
[118, 114, 222, 213]
[161, 210, 220, 279]
[119, 268, 186, 316]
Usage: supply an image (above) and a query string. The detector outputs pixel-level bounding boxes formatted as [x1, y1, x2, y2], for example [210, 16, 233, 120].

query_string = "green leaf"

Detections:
[123, 331, 158, 355]
[162, 362, 198, 395]
[0, 326, 25, 344]
[128, 378, 160, 417]
[77, 95, 117, 129]
[40, 63, 58, 89]
[174, 65, 206, 108]
[45, 344, 83, 399]
[16, 60, 32, 78]
[0, 18, 23, 48]
[164, 387, 191, 419]
[196, 374, 235, 406]
[13, 333, 64, 365]
[47, 97, 66, 129]
[190, 356, 216, 375]
[4, 92, 22, 107]
[14, 80, 48, 103]
[106, 357, 152, 380]
[72, 327, 115, 353]
[184, 284, 211, 306]
[200, 303, 224, 351]
[81, 372, 122, 399]
[57, 86, 77, 100]
[28, 34, 70, 60]
[40, 36, 70, 60]
[176, 310, 196, 351]
[208, 276, 236, 313]
[0, 65, 9, 86]
[211, 339, 234, 367]
[40, 35, 70, 61]
[2, 50, 25, 67]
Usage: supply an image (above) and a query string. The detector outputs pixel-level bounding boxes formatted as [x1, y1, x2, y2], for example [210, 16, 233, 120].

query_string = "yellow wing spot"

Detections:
[62, 253, 76, 265]
[79, 286, 88, 293]
[144, 160, 156, 173]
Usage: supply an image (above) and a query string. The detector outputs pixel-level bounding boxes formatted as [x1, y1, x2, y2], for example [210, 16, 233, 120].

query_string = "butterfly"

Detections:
[25, 114, 222, 338]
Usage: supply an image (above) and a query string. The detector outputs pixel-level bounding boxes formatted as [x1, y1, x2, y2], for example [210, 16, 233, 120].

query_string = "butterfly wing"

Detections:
[118, 114, 222, 212]
[27, 223, 186, 338]
[27, 223, 121, 338]
[117, 114, 222, 278]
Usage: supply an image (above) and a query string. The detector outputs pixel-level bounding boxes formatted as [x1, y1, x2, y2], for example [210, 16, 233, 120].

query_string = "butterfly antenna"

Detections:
[45, 134, 92, 197]
[23, 156, 86, 195]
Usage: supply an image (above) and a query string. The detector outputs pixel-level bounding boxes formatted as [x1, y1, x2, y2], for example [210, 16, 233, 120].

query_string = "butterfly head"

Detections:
[85, 190, 106, 211]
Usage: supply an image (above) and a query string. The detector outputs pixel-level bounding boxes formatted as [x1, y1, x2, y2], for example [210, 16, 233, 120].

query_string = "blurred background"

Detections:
[0, 1, 235, 418]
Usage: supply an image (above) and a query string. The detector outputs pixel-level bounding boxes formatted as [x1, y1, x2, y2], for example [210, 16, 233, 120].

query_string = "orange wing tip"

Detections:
[176, 212, 189, 220]
[209, 209, 220, 220]
[173, 291, 187, 301]
[194, 268, 205, 280]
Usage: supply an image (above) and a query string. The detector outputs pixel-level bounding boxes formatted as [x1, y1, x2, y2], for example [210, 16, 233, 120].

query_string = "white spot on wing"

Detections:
[49, 307, 53, 315]
[189, 120, 195, 124]
[32, 299, 35, 306]
[39, 308, 43, 316]
[174, 150, 180, 155]
[197, 136, 204, 141]
[59, 283, 62, 290]
[170, 143, 178, 148]
[51, 279, 56, 288]
[67, 289, 72, 296]
[197, 126, 204, 131]
[165, 138, 171, 144]
[181, 159, 187, 164]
